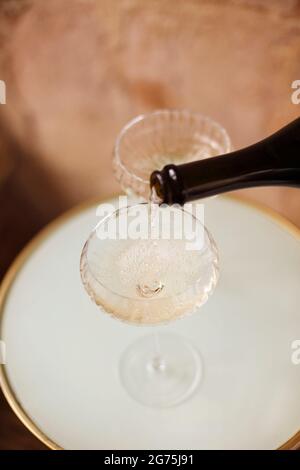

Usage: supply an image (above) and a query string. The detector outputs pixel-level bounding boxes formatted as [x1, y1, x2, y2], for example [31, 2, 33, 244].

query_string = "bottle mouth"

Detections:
[150, 165, 186, 205]
[150, 171, 165, 203]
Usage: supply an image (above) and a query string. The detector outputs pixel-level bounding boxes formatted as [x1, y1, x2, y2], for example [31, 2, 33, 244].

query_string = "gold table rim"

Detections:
[0, 193, 300, 451]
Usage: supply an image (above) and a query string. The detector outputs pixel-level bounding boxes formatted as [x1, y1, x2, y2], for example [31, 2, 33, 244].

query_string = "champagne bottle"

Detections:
[150, 117, 300, 204]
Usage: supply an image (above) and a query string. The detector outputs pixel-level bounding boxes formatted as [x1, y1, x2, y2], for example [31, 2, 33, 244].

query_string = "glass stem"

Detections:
[151, 331, 166, 372]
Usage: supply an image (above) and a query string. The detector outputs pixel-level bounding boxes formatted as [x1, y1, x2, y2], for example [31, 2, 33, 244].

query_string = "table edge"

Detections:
[0, 193, 300, 450]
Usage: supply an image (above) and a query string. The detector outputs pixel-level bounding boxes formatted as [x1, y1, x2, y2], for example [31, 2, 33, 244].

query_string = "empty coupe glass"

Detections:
[113, 109, 231, 199]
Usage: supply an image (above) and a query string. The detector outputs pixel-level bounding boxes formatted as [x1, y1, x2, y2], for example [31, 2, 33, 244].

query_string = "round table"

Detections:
[1, 195, 300, 450]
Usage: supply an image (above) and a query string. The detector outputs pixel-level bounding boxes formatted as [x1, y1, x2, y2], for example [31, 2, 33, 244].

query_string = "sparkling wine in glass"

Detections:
[80, 202, 219, 407]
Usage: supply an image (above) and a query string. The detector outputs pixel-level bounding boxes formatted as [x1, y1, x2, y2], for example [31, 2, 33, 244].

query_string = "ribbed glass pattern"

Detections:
[114, 110, 231, 199]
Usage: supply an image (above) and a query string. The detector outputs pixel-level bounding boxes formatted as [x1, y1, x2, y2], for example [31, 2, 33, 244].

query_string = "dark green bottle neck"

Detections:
[150, 117, 300, 204]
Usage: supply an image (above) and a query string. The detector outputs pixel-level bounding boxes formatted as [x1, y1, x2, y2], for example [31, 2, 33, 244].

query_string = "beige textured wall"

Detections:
[0, 0, 300, 224]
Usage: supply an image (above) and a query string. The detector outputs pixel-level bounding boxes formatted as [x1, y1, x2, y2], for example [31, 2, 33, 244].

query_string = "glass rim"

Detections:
[80, 201, 219, 303]
[113, 108, 232, 186]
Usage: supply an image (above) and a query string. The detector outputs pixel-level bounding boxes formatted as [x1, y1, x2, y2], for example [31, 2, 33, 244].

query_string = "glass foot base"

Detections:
[119, 333, 202, 408]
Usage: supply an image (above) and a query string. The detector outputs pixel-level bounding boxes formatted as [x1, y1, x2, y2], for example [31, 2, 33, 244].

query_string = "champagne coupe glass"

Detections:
[113, 109, 232, 200]
[80, 202, 219, 407]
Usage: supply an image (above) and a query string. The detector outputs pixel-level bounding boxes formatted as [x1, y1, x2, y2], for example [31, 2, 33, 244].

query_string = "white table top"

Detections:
[1, 195, 300, 450]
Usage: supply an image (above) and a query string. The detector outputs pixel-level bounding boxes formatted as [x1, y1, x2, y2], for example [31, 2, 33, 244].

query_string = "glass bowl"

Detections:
[113, 109, 231, 199]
